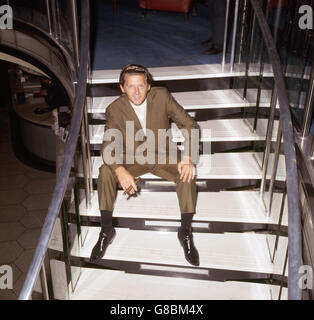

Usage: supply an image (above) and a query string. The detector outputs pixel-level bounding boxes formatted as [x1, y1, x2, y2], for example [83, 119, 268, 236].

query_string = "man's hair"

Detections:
[119, 64, 153, 86]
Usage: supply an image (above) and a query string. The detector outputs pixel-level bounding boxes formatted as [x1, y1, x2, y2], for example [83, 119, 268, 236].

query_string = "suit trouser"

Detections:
[97, 163, 197, 214]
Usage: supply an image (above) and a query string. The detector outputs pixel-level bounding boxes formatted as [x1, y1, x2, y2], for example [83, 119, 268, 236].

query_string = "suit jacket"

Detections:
[101, 87, 200, 171]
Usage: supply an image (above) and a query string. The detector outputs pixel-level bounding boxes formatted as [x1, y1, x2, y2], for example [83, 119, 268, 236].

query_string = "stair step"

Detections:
[60, 228, 287, 275]
[75, 190, 288, 226]
[89, 118, 279, 144]
[89, 64, 244, 84]
[69, 266, 286, 300]
[87, 89, 274, 113]
[89, 63, 275, 84]
[78, 153, 286, 181]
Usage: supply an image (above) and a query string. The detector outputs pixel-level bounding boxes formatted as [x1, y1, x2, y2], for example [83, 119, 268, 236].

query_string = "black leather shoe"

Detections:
[89, 229, 116, 262]
[204, 44, 222, 55]
[177, 228, 200, 266]
[201, 38, 212, 46]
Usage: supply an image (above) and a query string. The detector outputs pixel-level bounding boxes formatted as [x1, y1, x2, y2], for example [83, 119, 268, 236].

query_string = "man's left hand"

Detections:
[177, 156, 196, 183]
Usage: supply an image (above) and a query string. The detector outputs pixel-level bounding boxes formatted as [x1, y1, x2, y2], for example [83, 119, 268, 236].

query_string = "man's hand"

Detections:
[115, 166, 137, 195]
[177, 156, 196, 183]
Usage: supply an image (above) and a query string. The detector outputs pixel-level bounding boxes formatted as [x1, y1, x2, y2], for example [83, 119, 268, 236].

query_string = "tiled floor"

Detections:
[0, 106, 55, 299]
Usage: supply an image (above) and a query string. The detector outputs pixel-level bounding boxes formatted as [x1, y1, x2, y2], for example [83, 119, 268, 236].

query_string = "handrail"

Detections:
[16, 0, 301, 300]
[249, 0, 302, 300]
[18, 0, 90, 300]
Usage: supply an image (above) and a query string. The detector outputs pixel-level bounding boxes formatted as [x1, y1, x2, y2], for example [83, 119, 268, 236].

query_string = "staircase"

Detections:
[50, 64, 288, 300]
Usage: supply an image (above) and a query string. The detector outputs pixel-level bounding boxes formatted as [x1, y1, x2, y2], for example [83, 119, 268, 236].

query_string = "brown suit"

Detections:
[98, 87, 199, 213]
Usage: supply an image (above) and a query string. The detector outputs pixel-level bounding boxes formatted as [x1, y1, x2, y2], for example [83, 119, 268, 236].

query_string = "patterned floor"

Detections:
[0, 106, 55, 299]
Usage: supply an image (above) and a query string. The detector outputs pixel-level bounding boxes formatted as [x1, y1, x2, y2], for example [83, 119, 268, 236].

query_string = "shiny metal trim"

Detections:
[0, 26, 74, 101]
[10, 16, 76, 77]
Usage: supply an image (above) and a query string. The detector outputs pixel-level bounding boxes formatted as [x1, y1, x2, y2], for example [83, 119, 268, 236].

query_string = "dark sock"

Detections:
[180, 213, 194, 232]
[100, 210, 113, 233]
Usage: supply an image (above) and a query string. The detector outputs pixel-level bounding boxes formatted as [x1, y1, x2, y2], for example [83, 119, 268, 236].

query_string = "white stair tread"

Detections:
[90, 63, 308, 84]
[69, 228, 287, 275]
[71, 267, 282, 300]
[87, 89, 273, 113]
[76, 190, 288, 226]
[90, 64, 246, 84]
[89, 63, 277, 84]
[89, 118, 279, 144]
[80, 153, 286, 181]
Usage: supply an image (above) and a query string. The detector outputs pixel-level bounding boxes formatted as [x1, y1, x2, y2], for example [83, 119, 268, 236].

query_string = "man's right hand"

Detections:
[115, 166, 137, 195]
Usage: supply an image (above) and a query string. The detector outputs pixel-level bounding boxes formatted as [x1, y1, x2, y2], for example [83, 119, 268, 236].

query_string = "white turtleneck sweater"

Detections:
[130, 99, 147, 134]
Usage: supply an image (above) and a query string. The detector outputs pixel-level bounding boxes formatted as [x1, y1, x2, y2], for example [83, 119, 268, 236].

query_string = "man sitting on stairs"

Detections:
[89, 64, 200, 266]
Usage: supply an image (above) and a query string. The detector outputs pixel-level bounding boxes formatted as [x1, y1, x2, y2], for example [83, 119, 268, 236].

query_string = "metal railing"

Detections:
[224, 0, 303, 299]
[18, 0, 90, 299]
[9, 0, 308, 300]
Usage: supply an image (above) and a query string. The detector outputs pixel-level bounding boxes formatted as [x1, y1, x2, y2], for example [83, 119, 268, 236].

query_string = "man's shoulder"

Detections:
[149, 86, 169, 97]
[106, 95, 125, 113]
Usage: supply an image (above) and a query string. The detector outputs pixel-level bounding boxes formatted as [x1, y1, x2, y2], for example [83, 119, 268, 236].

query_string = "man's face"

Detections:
[120, 74, 150, 106]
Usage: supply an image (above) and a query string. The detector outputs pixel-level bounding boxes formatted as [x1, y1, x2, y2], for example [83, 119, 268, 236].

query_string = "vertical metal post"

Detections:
[230, 0, 240, 72]
[39, 263, 49, 300]
[80, 118, 91, 208]
[73, 178, 83, 246]
[267, 121, 282, 216]
[83, 99, 94, 199]
[222, 0, 230, 70]
[301, 60, 314, 138]
[50, 0, 58, 40]
[272, 187, 286, 262]
[237, 0, 248, 65]
[60, 201, 72, 297]
[253, 47, 265, 131]
[260, 88, 277, 199]
[272, 0, 283, 44]
[71, 0, 80, 70]
[243, 7, 256, 100]
[55, 0, 62, 42]
[45, 0, 53, 36]
[311, 138, 314, 160]
[50, 0, 59, 40]
[278, 246, 289, 300]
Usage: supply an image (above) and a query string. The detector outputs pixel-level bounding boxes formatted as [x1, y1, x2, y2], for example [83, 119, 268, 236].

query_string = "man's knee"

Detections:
[176, 176, 197, 187]
[98, 164, 116, 182]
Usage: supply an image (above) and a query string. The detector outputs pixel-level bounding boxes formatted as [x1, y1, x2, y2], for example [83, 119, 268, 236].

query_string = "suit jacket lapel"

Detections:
[146, 90, 153, 132]
[121, 94, 143, 133]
